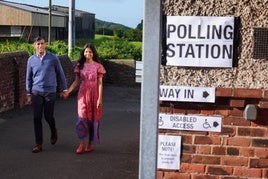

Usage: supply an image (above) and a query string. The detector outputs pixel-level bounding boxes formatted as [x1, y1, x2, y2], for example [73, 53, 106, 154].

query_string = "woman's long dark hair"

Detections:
[77, 43, 99, 69]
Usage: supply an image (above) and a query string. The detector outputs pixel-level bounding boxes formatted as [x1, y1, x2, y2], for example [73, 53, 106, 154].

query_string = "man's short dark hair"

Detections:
[33, 36, 45, 44]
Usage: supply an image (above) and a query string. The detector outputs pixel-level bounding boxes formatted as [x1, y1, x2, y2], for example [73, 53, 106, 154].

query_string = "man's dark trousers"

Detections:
[32, 91, 57, 145]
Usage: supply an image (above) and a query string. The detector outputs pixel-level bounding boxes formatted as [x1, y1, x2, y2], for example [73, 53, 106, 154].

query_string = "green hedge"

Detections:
[0, 37, 142, 61]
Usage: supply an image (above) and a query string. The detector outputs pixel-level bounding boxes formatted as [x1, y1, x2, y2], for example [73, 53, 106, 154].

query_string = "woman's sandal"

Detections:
[85, 145, 92, 152]
[76, 145, 85, 154]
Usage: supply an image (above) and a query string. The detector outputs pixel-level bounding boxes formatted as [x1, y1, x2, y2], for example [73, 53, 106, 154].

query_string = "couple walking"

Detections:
[26, 36, 106, 154]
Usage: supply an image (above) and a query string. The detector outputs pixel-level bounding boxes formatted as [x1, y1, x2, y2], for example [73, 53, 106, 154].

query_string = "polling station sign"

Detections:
[166, 16, 235, 67]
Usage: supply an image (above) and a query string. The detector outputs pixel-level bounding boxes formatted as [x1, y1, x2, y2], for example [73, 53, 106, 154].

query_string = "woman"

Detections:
[65, 44, 106, 154]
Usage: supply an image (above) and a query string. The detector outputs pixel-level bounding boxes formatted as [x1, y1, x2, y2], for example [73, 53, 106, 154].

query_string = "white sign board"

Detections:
[157, 135, 181, 170]
[160, 85, 215, 103]
[159, 113, 222, 132]
[166, 16, 234, 67]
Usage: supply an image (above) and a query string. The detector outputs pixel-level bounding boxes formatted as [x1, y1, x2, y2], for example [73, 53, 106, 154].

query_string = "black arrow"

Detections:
[213, 121, 219, 128]
[203, 91, 209, 98]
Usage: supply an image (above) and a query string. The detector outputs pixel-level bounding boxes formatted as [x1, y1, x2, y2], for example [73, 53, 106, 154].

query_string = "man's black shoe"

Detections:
[51, 129, 58, 145]
[32, 144, 42, 153]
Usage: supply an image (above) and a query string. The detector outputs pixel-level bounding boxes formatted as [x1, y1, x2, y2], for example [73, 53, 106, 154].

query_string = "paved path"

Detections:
[0, 85, 141, 179]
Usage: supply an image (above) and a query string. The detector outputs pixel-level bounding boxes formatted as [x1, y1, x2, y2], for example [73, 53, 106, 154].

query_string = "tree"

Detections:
[123, 29, 142, 42]
[136, 20, 143, 31]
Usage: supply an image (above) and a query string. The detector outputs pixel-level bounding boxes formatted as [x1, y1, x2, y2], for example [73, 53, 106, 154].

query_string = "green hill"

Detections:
[95, 19, 132, 30]
[95, 18, 142, 41]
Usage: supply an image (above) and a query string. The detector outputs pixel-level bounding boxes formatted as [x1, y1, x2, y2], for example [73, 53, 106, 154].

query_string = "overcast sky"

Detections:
[5, 0, 143, 28]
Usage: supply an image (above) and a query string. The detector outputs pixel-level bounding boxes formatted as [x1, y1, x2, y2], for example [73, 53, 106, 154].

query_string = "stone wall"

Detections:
[161, 0, 268, 88]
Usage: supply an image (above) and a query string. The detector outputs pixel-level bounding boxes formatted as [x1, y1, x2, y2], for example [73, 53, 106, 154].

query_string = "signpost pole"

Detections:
[139, 0, 161, 178]
[68, 0, 75, 57]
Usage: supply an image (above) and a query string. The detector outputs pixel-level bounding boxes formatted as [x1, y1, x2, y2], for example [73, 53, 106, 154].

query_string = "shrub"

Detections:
[0, 36, 142, 61]
[97, 39, 141, 60]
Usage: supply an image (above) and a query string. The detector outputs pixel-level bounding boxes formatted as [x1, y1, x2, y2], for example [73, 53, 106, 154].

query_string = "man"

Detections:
[26, 36, 68, 153]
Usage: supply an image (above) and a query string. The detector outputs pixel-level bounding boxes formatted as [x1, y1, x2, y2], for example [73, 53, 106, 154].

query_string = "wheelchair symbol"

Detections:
[203, 119, 211, 129]
[159, 116, 164, 126]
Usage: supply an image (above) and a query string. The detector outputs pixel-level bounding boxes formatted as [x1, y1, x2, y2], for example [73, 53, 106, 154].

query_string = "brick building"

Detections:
[156, 0, 268, 178]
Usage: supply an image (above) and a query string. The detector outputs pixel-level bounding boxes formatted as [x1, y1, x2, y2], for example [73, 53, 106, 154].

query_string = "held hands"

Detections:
[97, 99, 102, 108]
[61, 91, 69, 100]
[27, 95, 32, 105]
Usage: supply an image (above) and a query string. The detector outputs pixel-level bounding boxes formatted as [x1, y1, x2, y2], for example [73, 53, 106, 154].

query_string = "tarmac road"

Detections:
[0, 85, 141, 179]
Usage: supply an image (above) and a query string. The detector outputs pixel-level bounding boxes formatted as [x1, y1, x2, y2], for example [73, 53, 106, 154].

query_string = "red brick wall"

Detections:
[57, 55, 76, 91]
[159, 0, 268, 177]
[0, 52, 17, 112]
[158, 88, 268, 179]
[102, 59, 137, 86]
[0, 52, 75, 113]
[0, 52, 137, 113]
[13, 51, 29, 108]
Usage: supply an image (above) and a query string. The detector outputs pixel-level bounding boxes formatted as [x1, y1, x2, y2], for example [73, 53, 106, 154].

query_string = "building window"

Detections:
[0, 26, 10, 37]
[11, 26, 21, 37]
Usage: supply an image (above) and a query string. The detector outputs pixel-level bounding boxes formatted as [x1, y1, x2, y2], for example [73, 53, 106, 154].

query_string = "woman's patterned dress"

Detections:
[74, 62, 106, 143]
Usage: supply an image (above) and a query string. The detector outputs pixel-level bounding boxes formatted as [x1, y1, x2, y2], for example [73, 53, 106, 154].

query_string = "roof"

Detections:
[0, 0, 65, 16]
[51, 5, 95, 16]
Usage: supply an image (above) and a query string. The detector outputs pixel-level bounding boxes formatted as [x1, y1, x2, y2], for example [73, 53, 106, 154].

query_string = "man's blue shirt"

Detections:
[26, 51, 67, 94]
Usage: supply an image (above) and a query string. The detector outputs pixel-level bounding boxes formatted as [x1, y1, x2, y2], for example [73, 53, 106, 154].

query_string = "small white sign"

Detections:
[166, 16, 234, 67]
[157, 135, 182, 170]
[160, 85, 215, 103]
[159, 113, 222, 132]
